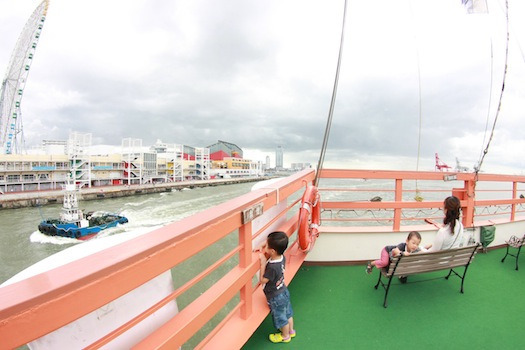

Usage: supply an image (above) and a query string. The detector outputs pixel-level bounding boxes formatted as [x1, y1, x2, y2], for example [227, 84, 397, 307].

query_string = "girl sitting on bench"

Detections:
[366, 231, 431, 274]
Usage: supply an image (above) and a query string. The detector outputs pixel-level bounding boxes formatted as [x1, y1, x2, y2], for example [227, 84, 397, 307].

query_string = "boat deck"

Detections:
[244, 247, 524, 349]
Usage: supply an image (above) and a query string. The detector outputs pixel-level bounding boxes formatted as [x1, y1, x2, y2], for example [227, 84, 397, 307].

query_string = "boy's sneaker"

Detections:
[366, 262, 373, 274]
[269, 332, 291, 343]
[275, 330, 296, 339]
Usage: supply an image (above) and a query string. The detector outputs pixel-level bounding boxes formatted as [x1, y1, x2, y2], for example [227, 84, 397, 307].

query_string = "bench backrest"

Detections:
[384, 244, 479, 277]
[508, 234, 525, 247]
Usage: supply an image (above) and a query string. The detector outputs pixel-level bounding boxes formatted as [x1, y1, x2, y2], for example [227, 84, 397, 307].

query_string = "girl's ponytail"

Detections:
[443, 196, 461, 234]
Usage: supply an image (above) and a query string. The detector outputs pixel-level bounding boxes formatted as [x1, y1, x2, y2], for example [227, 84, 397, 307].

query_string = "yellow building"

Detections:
[210, 157, 261, 178]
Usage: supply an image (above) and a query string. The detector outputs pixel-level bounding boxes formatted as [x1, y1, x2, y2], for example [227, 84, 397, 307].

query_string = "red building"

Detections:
[207, 140, 243, 161]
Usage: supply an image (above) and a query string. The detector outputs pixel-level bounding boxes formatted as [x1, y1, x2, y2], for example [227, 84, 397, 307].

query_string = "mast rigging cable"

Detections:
[314, 0, 348, 187]
[475, 0, 509, 176]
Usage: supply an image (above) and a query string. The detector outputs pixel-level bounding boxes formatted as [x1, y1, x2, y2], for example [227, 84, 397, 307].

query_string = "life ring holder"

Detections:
[298, 185, 321, 252]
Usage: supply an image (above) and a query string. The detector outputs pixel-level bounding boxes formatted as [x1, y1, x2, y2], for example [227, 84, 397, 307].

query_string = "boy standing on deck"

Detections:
[259, 231, 296, 343]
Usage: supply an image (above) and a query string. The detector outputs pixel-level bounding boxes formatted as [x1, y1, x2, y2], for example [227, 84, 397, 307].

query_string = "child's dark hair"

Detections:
[407, 231, 421, 241]
[267, 231, 289, 255]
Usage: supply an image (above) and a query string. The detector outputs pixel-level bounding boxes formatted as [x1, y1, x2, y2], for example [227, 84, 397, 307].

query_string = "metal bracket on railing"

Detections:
[260, 186, 280, 204]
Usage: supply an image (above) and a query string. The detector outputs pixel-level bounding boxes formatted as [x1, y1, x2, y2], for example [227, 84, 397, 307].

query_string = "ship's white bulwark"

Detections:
[306, 219, 525, 262]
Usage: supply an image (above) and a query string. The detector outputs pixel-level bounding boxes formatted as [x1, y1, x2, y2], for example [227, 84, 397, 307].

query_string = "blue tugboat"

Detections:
[38, 183, 128, 240]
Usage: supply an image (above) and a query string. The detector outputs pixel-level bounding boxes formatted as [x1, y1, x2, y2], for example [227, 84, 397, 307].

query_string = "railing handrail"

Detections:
[318, 168, 525, 182]
[318, 169, 525, 230]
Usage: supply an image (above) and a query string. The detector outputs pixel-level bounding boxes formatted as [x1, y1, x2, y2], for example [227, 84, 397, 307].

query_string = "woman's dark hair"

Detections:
[443, 196, 461, 235]
[267, 231, 289, 255]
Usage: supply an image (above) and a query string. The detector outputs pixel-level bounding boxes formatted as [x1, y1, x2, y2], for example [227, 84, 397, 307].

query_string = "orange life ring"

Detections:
[298, 185, 321, 251]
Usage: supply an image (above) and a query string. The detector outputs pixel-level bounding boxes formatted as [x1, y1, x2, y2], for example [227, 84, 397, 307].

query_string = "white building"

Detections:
[276, 146, 283, 169]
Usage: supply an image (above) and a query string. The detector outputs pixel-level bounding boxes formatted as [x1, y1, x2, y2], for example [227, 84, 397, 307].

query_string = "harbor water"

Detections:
[0, 177, 516, 284]
[0, 181, 257, 284]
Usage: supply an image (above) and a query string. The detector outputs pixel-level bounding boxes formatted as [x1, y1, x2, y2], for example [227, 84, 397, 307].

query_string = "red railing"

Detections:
[0, 169, 314, 349]
[317, 169, 525, 230]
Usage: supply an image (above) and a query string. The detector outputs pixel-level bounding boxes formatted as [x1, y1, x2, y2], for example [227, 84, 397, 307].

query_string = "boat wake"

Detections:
[30, 231, 78, 245]
[29, 183, 252, 246]
[123, 197, 159, 207]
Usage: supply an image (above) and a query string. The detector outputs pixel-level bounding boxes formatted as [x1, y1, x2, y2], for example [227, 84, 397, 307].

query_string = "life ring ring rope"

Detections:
[302, 202, 311, 212]
[298, 185, 321, 252]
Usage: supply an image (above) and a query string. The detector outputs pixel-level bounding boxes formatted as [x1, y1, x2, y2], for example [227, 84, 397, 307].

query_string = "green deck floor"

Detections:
[244, 247, 525, 349]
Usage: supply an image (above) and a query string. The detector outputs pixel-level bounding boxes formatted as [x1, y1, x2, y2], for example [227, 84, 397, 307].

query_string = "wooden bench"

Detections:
[374, 244, 480, 308]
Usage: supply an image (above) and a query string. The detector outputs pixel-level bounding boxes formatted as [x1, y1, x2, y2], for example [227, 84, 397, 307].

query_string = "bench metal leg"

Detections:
[458, 245, 479, 293]
[516, 245, 523, 271]
[373, 270, 392, 307]
[501, 245, 510, 263]
[383, 276, 395, 308]
[444, 264, 474, 294]
[374, 271, 382, 290]
[501, 245, 522, 271]
[459, 267, 468, 293]
[444, 268, 464, 292]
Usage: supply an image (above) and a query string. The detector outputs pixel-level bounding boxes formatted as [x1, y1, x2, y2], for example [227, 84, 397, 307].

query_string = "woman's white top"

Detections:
[428, 219, 464, 252]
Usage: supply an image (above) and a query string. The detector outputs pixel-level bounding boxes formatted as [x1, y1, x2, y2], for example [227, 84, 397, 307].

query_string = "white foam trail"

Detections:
[30, 231, 79, 245]
[123, 197, 157, 207]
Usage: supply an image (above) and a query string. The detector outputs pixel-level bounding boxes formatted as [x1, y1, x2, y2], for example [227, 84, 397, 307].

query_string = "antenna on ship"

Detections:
[0, 0, 50, 154]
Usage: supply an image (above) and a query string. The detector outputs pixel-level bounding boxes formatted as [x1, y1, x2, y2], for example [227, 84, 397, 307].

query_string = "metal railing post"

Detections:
[511, 181, 517, 221]
[393, 179, 402, 231]
[463, 178, 476, 228]
[239, 224, 253, 319]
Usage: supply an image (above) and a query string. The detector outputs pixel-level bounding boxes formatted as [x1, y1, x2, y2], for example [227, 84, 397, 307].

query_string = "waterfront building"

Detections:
[210, 157, 262, 178]
[207, 140, 243, 160]
[195, 147, 210, 180]
[207, 141, 262, 178]
[69, 132, 92, 188]
[276, 146, 283, 169]
[0, 152, 126, 193]
[150, 139, 169, 154]
[42, 140, 67, 154]
[122, 138, 144, 186]
[89, 154, 124, 186]
[0, 153, 69, 193]
[0, 136, 262, 194]
[154, 142, 210, 181]
[291, 162, 312, 171]
[161, 144, 184, 182]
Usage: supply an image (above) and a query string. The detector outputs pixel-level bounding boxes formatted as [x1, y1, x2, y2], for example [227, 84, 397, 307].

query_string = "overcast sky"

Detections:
[0, 0, 523, 173]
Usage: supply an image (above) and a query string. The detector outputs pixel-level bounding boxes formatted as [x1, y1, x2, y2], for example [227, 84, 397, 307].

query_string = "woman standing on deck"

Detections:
[427, 196, 465, 252]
